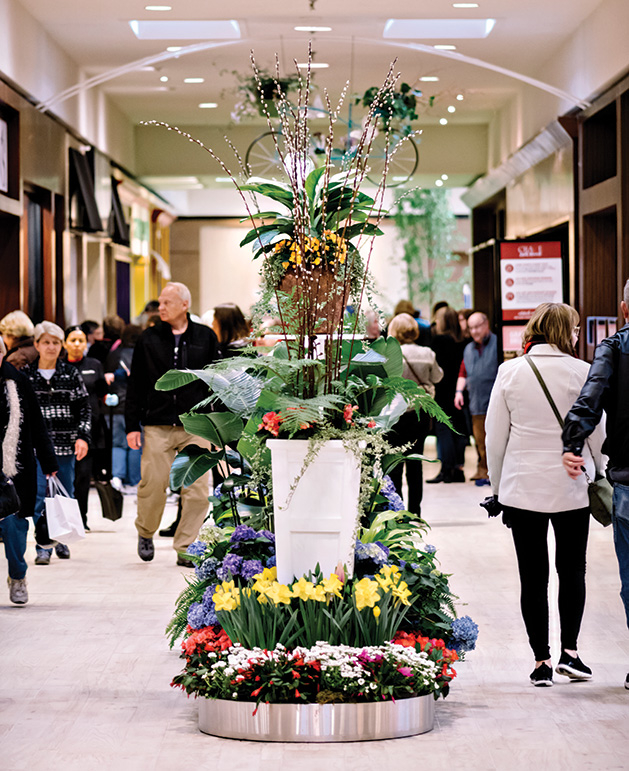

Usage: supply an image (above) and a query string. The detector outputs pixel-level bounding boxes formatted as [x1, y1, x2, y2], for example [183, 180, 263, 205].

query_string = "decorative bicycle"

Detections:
[244, 106, 419, 188]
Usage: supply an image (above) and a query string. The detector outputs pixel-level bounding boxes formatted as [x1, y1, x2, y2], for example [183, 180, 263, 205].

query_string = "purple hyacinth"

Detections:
[229, 525, 259, 544]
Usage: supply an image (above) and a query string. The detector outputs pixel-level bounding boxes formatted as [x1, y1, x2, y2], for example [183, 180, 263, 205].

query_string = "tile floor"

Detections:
[1, 442, 628, 770]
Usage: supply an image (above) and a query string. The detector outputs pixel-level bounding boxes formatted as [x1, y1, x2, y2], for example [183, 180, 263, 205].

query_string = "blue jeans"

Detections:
[612, 482, 629, 629]
[34, 455, 75, 547]
[0, 515, 30, 580]
[111, 414, 142, 486]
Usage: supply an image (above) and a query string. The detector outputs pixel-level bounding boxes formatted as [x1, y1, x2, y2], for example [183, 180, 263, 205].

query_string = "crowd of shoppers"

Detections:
[2, 284, 629, 694]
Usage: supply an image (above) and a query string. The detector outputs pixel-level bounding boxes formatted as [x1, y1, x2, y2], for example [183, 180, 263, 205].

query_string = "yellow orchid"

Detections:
[291, 576, 315, 601]
[322, 573, 343, 599]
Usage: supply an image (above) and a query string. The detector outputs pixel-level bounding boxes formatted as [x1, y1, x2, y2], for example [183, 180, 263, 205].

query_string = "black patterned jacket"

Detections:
[25, 358, 91, 455]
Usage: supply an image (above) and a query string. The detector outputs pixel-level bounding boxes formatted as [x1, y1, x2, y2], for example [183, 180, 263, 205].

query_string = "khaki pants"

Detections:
[136, 425, 212, 553]
[471, 414, 488, 480]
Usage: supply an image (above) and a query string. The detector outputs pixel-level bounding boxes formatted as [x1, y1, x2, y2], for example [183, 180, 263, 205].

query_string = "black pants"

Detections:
[388, 411, 429, 515]
[74, 452, 93, 528]
[506, 506, 590, 661]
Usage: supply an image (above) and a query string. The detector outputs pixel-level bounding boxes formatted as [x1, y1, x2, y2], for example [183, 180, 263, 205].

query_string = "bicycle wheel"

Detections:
[245, 131, 288, 180]
[366, 133, 419, 187]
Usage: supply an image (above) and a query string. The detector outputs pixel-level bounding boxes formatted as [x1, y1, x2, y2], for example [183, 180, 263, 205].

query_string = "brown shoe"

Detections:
[176, 556, 194, 568]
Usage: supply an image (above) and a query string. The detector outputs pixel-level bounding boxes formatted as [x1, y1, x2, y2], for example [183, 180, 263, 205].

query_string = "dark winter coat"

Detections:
[125, 317, 219, 433]
[68, 356, 108, 448]
[0, 360, 58, 517]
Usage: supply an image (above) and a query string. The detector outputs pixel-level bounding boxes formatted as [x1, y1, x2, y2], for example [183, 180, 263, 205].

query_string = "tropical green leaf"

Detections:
[180, 411, 244, 448]
[156, 369, 207, 391]
[240, 182, 294, 208]
[170, 445, 225, 489]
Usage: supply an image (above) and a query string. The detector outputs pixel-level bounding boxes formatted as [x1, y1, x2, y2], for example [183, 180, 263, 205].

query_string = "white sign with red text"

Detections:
[500, 241, 563, 321]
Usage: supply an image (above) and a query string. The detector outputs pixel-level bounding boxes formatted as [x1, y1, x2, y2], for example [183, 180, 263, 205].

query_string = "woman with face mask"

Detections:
[64, 326, 109, 530]
[24, 322, 91, 565]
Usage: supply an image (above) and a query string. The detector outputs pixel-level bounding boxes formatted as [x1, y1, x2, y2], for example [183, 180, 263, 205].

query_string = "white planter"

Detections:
[267, 439, 361, 584]
[198, 695, 435, 742]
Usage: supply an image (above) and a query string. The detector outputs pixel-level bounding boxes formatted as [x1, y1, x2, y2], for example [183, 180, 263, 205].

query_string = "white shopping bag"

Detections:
[45, 476, 86, 543]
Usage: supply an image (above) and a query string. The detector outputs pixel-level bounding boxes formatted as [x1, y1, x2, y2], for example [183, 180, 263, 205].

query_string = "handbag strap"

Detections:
[401, 352, 429, 389]
[524, 355, 594, 484]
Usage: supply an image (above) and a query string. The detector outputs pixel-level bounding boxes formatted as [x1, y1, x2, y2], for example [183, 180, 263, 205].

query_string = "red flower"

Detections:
[367, 420, 376, 428]
[343, 404, 359, 425]
[258, 411, 283, 436]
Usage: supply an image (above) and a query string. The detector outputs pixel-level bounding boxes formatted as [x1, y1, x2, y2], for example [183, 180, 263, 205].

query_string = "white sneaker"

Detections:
[122, 484, 138, 496]
[111, 477, 123, 492]
[7, 576, 28, 604]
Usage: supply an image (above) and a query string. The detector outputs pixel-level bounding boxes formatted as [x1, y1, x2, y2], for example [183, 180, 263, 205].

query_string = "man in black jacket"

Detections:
[562, 280, 629, 690]
[126, 282, 219, 565]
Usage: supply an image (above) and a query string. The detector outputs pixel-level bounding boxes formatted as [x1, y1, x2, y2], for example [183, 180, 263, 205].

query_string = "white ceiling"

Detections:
[16, 0, 607, 194]
[20, 0, 604, 123]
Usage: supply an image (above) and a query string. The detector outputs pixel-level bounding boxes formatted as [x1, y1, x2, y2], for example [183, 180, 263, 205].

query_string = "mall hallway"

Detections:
[1, 442, 628, 770]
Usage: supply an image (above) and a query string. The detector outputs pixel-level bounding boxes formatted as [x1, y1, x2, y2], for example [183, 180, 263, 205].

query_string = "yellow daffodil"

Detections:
[266, 581, 293, 605]
[212, 581, 241, 612]
[374, 573, 392, 591]
[311, 585, 327, 603]
[322, 573, 343, 599]
[282, 261, 290, 268]
[373, 606, 381, 619]
[391, 581, 412, 605]
[354, 577, 381, 610]
[291, 576, 315, 601]
[257, 566, 277, 581]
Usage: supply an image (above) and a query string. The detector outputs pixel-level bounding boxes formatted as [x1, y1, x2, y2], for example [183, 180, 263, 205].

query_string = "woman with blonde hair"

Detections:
[0, 310, 37, 370]
[387, 313, 444, 515]
[485, 302, 605, 686]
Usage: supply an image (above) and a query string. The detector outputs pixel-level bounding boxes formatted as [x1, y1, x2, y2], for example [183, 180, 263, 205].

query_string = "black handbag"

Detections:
[0, 471, 21, 519]
[95, 480, 123, 522]
[525, 355, 612, 527]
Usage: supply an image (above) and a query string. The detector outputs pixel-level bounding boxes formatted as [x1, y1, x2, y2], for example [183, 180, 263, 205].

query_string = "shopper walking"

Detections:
[562, 279, 629, 690]
[427, 307, 468, 484]
[454, 312, 499, 485]
[0, 310, 37, 370]
[485, 303, 605, 686]
[64, 325, 108, 529]
[210, 303, 251, 358]
[125, 282, 220, 565]
[386, 313, 443, 515]
[0, 337, 58, 604]
[25, 322, 90, 564]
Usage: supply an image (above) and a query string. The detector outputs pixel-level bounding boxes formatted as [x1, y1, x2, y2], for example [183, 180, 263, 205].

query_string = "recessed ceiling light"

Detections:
[145, 5, 172, 10]
[383, 18, 495, 38]
[166, 46, 182, 52]
[441, 174, 449, 180]
[452, 3, 479, 7]
[447, 105, 456, 113]
[129, 20, 241, 40]
[294, 26, 332, 32]
[296, 62, 329, 69]
[199, 102, 218, 108]
[140, 65, 157, 71]
[439, 118, 448, 125]
[160, 75, 169, 82]
[184, 77, 205, 83]
[420, 76, 440, 82]
[434, 44, 457, 50]
[456, 93, 464, 100]
[435, 179, 444, 186]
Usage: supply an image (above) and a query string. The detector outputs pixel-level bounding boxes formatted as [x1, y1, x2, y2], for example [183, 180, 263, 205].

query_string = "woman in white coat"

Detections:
[485, 303, 605, 687]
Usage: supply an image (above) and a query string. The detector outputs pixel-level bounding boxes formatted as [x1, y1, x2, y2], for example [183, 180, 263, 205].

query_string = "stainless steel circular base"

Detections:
[198, 695, 435, 742]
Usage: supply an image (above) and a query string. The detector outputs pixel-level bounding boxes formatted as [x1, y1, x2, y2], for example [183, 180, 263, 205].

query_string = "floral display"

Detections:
[172, 634, 458, 706]
[151, 53, 477, 717]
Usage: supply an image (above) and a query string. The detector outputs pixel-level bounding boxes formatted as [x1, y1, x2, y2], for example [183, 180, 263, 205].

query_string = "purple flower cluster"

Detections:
[449, 615, 479, 653]
[187, 584, 218, 629]
[229, 525, 259, 544]
[196, 556, 219, 580]
[217, 553, 243, 581]
[186, 541, 207, 557]
[380, 475, 405, 512]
